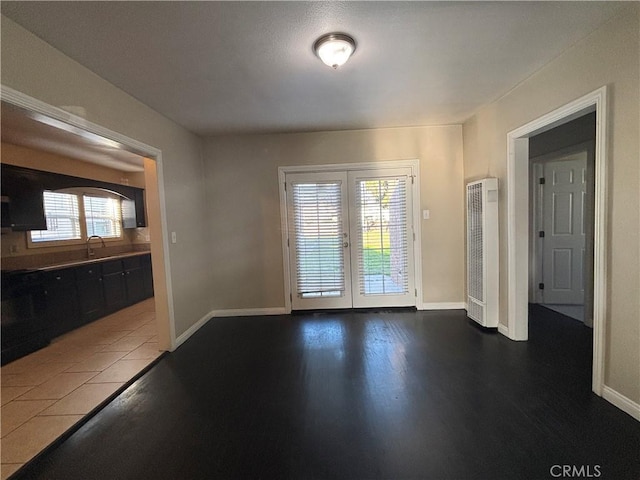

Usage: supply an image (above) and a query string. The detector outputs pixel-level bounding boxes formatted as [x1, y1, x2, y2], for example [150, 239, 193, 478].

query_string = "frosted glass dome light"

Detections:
[313, 33, 356, 69]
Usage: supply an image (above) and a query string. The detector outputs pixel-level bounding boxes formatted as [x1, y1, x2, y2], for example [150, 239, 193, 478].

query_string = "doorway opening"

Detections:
[506, 86, 607, 396]
[1, 85, 176, 352]
[279, 161, 423, 312]
[529, 112, 596, 327]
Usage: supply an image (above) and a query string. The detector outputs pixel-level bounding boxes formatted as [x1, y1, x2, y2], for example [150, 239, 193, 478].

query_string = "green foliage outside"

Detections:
[362, 228, 390, 275]
[360, 179, 394, 275]
[297, 226, 392, 277]
[362, 248, 390, 275]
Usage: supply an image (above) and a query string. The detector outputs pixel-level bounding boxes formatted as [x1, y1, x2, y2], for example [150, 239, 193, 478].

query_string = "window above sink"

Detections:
[29, 188, 124, 247]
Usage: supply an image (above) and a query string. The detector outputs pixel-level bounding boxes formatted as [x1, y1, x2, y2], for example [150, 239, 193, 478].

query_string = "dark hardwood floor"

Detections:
[14, 307, 640, 479]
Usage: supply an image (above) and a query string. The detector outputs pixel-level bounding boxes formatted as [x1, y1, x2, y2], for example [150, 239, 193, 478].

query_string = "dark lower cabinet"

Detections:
[103, 273, 127, 313]
[1, 271, 48, 365]
[43, 268, 79, 338]
[123, 256, 145, 304]
[125, 268, 145, 304]
[102, 260, 127, 313]
[2, 253, 154, 365]
[142, 255, 154, 298]
[76, 264, 105, 324]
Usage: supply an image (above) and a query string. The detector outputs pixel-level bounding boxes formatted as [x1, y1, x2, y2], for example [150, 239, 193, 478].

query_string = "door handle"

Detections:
[343, 242, 349, 248]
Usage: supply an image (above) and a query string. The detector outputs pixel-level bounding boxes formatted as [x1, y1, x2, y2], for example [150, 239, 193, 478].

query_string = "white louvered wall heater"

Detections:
[466, 178, 499, 328]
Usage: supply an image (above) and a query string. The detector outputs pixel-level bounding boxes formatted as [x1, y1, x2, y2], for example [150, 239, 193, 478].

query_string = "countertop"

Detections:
[2, 251, 150, 274]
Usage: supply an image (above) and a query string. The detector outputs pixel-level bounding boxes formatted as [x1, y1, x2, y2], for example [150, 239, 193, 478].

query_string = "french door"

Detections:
[286, 167, 415, 310]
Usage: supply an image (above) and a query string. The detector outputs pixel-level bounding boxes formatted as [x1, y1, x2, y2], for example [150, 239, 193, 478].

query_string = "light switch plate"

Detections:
[171, 231, 177, 244]
[423, 209, 430, 220]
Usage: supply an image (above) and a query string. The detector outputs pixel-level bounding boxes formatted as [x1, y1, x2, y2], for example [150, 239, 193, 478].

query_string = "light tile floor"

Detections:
[0, 298, 161, 479]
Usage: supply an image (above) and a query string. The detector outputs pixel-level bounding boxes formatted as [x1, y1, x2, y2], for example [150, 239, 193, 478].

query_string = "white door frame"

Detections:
[278, 160, 423, 313]
[506, 86, 607, 396]
[1, 85, 178, 351]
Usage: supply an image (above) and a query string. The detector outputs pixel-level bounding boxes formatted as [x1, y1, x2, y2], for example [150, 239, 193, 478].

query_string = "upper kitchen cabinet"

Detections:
[121, 189, 146, 229]
[1, 164, 146, 231]
[0, 165, 46, 231]
[134, 188, 146, 227]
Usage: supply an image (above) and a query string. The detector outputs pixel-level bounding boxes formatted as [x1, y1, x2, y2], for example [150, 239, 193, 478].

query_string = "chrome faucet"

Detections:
[86, 235, 106, 258]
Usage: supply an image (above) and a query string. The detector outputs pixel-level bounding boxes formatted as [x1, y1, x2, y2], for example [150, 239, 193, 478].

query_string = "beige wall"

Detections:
[1, 16, 211, 339]
[203, 125, 465, 310]
[462, 6, 640, 402]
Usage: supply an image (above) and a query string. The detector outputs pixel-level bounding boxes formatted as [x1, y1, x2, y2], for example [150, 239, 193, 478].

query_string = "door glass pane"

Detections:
[292, 182, 345, 298]
[356, 177, 409, 295]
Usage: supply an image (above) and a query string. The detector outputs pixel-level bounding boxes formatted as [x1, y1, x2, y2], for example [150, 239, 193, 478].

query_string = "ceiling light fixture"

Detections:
[313, 33, 356, 69]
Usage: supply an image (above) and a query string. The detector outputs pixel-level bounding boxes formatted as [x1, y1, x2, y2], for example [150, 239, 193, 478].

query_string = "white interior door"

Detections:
[286, 167, 416, 310]
[349, 169, 415, 308]
[287, 172, 352, 310]
[541, 152, 587, 305]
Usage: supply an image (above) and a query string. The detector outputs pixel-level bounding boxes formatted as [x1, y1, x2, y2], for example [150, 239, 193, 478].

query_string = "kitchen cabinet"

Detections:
[76, 264, 106, 324]
[121, 191, 146, 229]
[0, 166, 46, 231]
[103, 256, 149, 311]
[2, 196, 13, 231]
[1, 270, 48, 365]
[121, 198, 137, 229]
[134, 189, 146, 227]
[0, 164, 146, 232]
[102, 259, 128, 313]
[1, 253, 154, 364]
[123, 256, 145, 304]
[142, 254, 154, 298]
[43, 268, 79, 338]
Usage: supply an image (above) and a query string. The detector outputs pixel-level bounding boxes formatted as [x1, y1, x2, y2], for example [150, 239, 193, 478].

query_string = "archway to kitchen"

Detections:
[0, 86, 179, 474]
[1, 86, 175, 352]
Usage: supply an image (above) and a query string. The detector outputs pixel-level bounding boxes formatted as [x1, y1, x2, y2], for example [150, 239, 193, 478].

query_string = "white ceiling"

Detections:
[1, 1, 625, 136]
[1, 102, 145, 172]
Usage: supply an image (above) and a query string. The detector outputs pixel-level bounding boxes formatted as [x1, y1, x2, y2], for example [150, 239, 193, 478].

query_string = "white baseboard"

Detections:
[421, 302, 466, 310]
[602, 385, 640, 421]
[174, 307, 287, 349]
[174, 312, 212, 348]
[209, 307, 288, 318]
[497, 323, 510, 337]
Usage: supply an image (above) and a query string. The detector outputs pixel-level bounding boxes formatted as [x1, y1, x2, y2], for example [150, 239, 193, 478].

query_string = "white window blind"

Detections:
[292, 182, 345, 298]
[83, 194, 122, 239]
[356, 177, 409, 295]
[30, 191, 81, 243]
